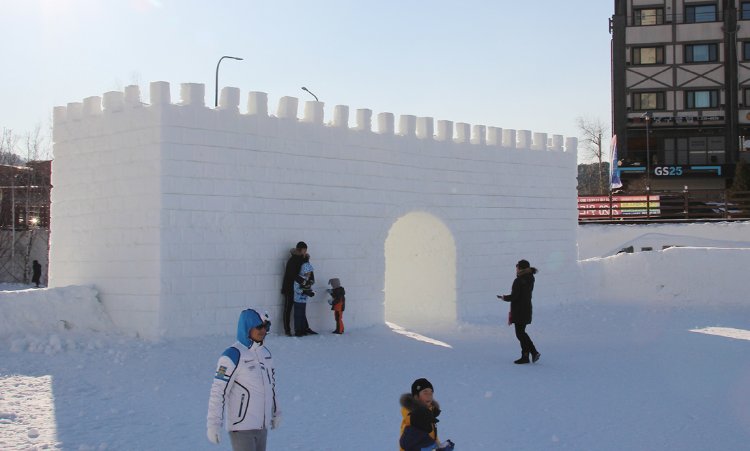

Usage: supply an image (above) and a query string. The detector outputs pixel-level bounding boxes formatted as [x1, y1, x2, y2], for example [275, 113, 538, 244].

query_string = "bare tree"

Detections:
[111, 71, 149, 103]
[0, 126, 52, 284]
[575, 116, 609, 195]
[0, 128, 23, 165]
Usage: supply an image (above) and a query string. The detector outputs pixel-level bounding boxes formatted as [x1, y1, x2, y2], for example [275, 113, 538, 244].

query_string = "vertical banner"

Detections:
[609, 135, 622, 189]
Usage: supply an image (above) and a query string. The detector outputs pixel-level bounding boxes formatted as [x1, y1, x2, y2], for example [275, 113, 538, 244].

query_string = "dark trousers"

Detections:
[283, 292, 295, 334]
[514, 323, 537, 355]
[293, 302, 308, 332]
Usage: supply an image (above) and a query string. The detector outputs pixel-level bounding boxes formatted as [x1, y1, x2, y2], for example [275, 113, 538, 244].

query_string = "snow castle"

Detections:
[50, 82, 580, 339]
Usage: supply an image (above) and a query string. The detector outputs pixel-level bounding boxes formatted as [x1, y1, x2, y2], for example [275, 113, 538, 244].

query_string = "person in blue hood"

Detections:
[207, 308, 282, 451]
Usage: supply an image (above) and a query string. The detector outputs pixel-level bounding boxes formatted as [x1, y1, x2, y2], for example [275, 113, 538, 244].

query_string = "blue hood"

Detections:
[237, 309, 264, 347]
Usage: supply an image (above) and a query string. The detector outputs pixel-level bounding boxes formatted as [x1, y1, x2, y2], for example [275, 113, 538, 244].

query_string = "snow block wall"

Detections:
[50, 82, 580, 339]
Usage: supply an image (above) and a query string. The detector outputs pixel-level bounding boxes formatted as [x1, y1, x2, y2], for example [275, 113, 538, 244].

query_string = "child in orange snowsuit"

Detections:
[327, 278, 346, 334]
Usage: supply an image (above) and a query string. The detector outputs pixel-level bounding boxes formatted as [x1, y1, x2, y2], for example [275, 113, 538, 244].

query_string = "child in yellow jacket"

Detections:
[398, 378, 454, 451]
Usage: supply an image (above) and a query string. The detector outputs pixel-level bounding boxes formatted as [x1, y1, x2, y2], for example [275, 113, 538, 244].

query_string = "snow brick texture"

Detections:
[50, 82, 580, 339]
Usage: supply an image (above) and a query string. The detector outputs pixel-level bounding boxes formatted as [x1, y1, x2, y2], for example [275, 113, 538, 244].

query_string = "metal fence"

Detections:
[578, 190, 750, 222]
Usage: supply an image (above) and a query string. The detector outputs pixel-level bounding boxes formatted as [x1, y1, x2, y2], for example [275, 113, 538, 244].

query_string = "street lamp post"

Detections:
[301, 87, 318, 101]
[215, 56, 243, 107]
[642, 111, 653, 218]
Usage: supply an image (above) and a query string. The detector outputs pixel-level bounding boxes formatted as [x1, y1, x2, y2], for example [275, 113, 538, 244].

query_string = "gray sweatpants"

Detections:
[228, 428, 268, 451]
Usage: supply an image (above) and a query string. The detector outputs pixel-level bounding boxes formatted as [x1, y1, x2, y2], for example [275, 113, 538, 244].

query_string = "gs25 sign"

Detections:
[654, 166, 683, 176]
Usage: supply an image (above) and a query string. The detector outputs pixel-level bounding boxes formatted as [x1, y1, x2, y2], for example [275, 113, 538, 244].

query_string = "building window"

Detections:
[685, 44, 718, 62]
[685, 5, 717, 23]
[634, 8, 664, 25]
[633, 47, 665, 65]
[742, 2, 750, 20]
[685, 90, 719, 109]
[744, 88, 750, 106]
[744, 42, 750, 60]
[633, 92, 665, 110]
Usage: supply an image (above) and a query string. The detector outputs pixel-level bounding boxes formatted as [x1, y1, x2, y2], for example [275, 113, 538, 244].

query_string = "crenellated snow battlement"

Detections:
[53, 81, 578, 154]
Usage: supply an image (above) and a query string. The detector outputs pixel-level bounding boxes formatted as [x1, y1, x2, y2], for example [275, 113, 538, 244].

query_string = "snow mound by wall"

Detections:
[581, 247, 750, 306]
[578, 222, 750, 259]
[0, 285, 116, 339]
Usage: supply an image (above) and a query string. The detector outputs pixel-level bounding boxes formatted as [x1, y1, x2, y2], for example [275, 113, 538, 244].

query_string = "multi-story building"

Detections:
[611, 0, 750, 190]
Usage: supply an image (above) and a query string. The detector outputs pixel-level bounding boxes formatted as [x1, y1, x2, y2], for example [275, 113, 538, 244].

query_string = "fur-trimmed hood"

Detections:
[290, 248, 310, 260]
[399, 393, 440, 413]
[518, 267, 536, 276]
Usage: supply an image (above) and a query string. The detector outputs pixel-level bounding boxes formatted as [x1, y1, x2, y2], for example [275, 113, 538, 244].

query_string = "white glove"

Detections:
[270, 415, 282, 430]
[207, 427, 221, 445]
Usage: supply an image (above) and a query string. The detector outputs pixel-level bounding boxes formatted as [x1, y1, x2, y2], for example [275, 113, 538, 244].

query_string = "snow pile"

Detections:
[578, 221, 750, 259]
[581, 247, 750, 305]
[0, 285, 116, 341]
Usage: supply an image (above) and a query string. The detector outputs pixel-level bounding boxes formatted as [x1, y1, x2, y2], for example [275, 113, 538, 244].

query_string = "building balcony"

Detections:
[627, 12, 724, 27]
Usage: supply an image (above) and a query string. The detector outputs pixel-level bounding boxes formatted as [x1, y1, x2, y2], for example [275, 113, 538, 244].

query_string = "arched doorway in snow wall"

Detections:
[384, 212, 457, 324]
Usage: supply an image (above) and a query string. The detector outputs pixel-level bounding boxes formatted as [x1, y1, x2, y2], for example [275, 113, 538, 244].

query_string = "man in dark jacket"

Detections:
[500, 259, 540, 364]
[32, 260, 42, 288]
[281, 242, 312, 336]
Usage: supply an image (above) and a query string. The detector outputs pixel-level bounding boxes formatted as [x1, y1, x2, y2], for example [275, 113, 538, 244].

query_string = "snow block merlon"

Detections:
[455, 123, 470, 143]
[487, 127, 502, 146]
[276, 96, 298, 119]
[532, 133, 547, 151]
[436, 120, 453, 141]
[377, 112, 395, 135]
[416, 117, 434, 140]
[150, 81, 171, 105]
[471, 125, 486, 145]
[333, 105, 349, 128]
[83, 96, 102, 117]
[179, 83, 205, 106]
[218, 87, 240, 113]
[398, 115, 417, 137]
[517, 130, 532, 149]
[303, 101, 324, 124]
[355, 109, 372, 131]
[247, 91, 268, 116]
[103, 91, 124, 113]
[566, 137, 578, 154]
[124, 85, 142, 108]
[502, 129, 516, 148]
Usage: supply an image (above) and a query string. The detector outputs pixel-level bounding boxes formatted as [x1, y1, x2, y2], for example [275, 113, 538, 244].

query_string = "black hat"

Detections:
[411, 378, 433, 397]
[517, 259, 530, 270]
[409, 407, 435, 434]
[296, 241, 308, 250]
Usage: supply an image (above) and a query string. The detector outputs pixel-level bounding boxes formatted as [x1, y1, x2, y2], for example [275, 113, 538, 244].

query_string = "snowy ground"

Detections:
[3, 222, 750, 450]
[2, 302, 749, 451]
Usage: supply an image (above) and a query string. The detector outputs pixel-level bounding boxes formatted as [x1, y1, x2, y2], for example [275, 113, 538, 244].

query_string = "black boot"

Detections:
[294, 330, 305, 337]
[304, 328, 318, 335]
[514, 352, 530, 364]
[532, 351, 541, 363]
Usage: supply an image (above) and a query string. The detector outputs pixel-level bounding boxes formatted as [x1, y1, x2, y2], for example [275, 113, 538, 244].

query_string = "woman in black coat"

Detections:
[499, 259, 540, 364]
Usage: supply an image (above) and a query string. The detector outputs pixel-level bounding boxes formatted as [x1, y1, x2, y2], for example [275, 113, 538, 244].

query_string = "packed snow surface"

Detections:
[1, 304, 749, 451]
[2, 228, 750, 450]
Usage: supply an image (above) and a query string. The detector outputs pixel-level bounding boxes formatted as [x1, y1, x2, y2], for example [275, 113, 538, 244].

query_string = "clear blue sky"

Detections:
[2, 0, 613, 161]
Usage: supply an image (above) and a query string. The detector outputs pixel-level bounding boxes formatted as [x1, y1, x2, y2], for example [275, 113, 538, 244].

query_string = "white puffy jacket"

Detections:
[206, 340, 281, 431]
